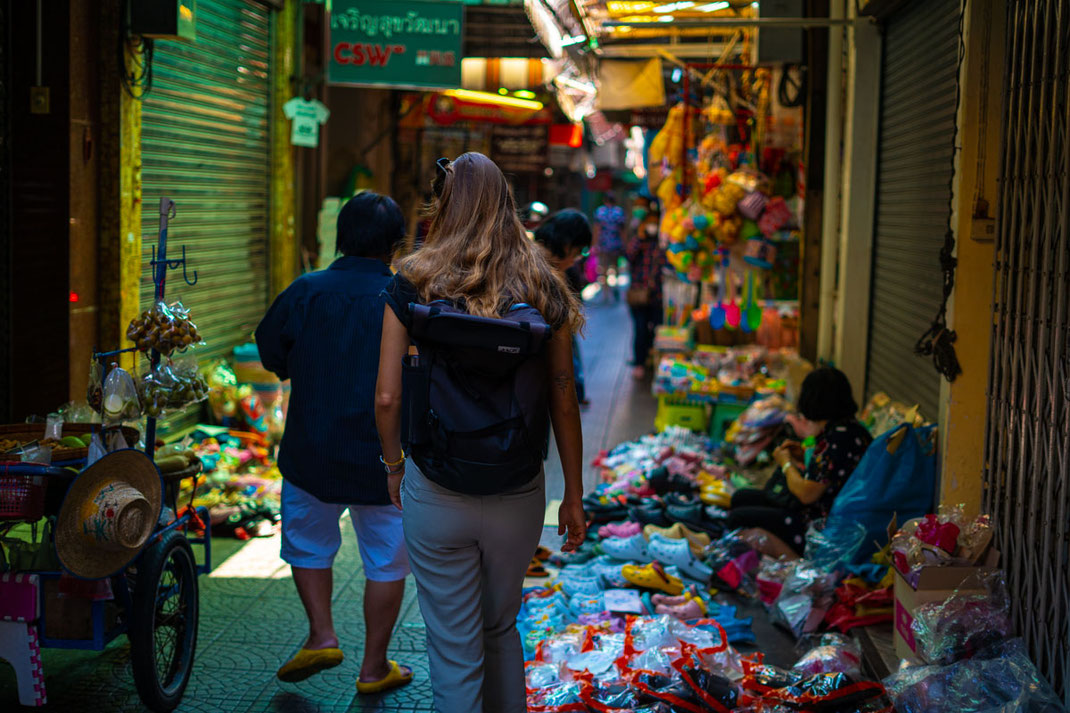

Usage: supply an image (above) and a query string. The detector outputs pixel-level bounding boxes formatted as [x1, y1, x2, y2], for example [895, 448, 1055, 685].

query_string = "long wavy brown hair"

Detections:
[399, 152, 583, 333]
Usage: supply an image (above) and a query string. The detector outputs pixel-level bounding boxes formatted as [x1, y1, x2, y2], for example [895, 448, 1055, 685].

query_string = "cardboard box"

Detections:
[892, 550, 1000, 662]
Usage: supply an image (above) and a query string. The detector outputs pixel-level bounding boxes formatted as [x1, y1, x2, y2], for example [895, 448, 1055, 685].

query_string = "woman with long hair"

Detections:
[375, 153, 587, 712]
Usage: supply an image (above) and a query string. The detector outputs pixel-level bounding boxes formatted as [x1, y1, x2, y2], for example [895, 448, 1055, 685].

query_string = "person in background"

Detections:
[593, 193, 627, 302]
[727, 367, 873, 557]
[256, 192, 414, 695]
[375, 153, 587, 713]
[534, 208, 593, 405]
[625, 206, 667, 380]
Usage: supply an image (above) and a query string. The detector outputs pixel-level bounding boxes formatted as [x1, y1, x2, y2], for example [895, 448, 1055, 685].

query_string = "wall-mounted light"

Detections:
[653, 1, 695, 12]
[443, 89, 544, 111]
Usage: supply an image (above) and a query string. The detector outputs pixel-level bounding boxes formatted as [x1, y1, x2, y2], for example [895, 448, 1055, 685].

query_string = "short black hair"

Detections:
[797, 367, 859, 421]
[604, 193, 617, 205]
[336, 192, 405, 258]
[533, 209, 593, 259]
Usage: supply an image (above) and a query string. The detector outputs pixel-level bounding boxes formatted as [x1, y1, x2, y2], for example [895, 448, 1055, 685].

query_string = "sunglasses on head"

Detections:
[432, 157, 452, 198]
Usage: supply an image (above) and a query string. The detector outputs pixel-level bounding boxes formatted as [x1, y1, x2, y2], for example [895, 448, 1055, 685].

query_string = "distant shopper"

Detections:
[534, 209, 593, 404]
[376, 153, 587, 713]
[594, 193, 627, 301]
[728, 367, 873, 557]
[625, 207, 667, 379]
[256, 192, 414, 694]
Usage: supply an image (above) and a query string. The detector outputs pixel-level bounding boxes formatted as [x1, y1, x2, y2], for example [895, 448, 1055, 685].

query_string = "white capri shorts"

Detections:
[280, 479, 410, 582]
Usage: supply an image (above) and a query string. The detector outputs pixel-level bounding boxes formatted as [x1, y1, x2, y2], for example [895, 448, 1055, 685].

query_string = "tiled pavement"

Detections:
[1, 299, 664, 712]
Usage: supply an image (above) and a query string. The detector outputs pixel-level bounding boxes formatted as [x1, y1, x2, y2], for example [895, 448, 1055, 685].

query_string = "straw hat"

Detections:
[56, 449, 163, 579]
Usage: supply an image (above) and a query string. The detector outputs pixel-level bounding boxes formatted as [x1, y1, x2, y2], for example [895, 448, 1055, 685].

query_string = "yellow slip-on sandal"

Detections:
[356, 660, 414, 695]
[277, 647, 344, 683]
[622, 562, 684, 595]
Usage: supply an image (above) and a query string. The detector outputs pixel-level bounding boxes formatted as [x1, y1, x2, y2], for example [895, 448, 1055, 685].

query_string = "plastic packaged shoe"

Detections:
[647, 533, 714, 582]
[643, 523, 711, 557]
[601, 534, 651, 562]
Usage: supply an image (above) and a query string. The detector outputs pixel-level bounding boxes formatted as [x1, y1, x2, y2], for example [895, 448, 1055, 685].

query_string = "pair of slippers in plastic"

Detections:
[603, 532, 715, 583]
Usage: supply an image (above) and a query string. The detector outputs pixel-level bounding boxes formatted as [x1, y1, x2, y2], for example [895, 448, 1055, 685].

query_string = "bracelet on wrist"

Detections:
[380, 451, 406, 469]
[384, 462, 405, 476]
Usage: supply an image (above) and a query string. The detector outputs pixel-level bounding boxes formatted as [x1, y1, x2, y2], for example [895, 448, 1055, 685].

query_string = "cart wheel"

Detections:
[130, 529, 199, 713]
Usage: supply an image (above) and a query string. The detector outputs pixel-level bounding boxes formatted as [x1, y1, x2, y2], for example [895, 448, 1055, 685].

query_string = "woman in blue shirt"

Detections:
[256, 192, 414, 694]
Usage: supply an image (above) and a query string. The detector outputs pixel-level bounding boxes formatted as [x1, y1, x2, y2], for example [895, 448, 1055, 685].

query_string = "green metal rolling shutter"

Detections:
[865, 0, 958, 420]
[140, 0, 272, 363]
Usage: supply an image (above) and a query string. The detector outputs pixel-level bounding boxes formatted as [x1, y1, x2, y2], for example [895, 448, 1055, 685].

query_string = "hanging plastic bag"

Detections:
[102, 364, 141, 422]
[828, 424, 938, 563]
[127, 300, 205, 356]
[87, 360, 104, 413]
[87, 432, 106, 466]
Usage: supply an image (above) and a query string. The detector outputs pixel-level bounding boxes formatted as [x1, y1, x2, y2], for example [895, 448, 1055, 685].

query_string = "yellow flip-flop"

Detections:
[277, 647, 344, 683]
[356, 660, 414, 695]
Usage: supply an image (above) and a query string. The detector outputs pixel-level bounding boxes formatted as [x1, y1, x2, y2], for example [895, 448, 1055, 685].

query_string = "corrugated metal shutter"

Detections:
[864, 0, 958, 420]
[985, 0, 1070, 701]
[140, 0, 272, 364]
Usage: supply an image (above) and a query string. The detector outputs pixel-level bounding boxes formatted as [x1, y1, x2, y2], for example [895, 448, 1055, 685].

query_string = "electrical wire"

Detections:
[914, 0, 966, 382]
[118, 0, 154, 99]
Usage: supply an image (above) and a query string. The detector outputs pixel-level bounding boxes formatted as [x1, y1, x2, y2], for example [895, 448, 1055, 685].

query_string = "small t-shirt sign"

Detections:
[283, 98, 331, 148]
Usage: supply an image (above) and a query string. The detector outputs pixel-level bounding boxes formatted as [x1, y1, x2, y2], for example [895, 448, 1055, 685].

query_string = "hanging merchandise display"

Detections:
[646, 63, 803, 351]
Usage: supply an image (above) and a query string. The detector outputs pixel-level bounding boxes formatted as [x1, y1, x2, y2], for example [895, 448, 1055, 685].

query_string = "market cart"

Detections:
[0, 198, 213, 712]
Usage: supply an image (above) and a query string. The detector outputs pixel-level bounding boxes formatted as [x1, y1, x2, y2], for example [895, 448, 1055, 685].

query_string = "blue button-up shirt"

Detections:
[255, 257, 393, 504]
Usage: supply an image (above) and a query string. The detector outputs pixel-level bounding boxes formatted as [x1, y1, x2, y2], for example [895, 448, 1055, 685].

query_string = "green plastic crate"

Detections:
[709, 399, 750, 443]
[655, 395, 710, 432]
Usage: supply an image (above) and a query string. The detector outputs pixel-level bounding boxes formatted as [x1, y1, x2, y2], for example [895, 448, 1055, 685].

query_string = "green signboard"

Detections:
[328, 0, 464, 90]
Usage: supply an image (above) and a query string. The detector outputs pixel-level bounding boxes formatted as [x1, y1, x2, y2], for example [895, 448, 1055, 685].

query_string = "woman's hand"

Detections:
[773, 440, 804, 470]
[558, 496, 587, 552]
[388, 470, 404, 510]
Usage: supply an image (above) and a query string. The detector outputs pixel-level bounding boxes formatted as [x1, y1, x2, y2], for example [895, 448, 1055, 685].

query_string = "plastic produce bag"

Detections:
[805, 518, 868, 572]
[828, 423, 938, 563]
[127, 300, 204, 356]
[102, 364, 141, 422]
[910, 571, 1012, 665]
[87, 360, 104, 413]
[884, 639, 1066, 713]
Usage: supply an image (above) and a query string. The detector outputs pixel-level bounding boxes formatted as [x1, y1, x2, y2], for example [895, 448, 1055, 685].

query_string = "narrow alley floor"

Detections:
[1, 298, 662, 713]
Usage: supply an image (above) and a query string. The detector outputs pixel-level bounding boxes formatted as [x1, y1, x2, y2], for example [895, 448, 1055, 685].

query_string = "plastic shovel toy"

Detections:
[724, 271, 741, 330]
[747, 274, 763, 331]
[709, 255, 727, 330]
[740, 272, 754, 333]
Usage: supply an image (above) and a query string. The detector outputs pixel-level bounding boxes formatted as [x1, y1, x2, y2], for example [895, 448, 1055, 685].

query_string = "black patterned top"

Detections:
[803, 419, 873, 519]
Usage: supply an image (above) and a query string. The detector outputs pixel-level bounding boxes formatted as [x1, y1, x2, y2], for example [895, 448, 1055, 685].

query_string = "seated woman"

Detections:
[727, 367, 872, 558]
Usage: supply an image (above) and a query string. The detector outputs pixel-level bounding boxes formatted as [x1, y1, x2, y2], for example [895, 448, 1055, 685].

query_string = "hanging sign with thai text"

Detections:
[329, 0, 464, 90]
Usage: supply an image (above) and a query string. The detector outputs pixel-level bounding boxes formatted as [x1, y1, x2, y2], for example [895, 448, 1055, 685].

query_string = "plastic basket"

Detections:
[0, 472, 47, 521]
[655, 396, 710, 433]
[710, 400, 751, 443]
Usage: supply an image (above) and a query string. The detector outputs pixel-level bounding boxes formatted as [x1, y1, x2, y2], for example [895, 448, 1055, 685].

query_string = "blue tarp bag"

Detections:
[827, 423, 938, 563]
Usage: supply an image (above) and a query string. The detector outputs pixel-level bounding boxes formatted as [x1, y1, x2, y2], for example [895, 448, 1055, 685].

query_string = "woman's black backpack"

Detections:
[401, 301, 551, 495]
